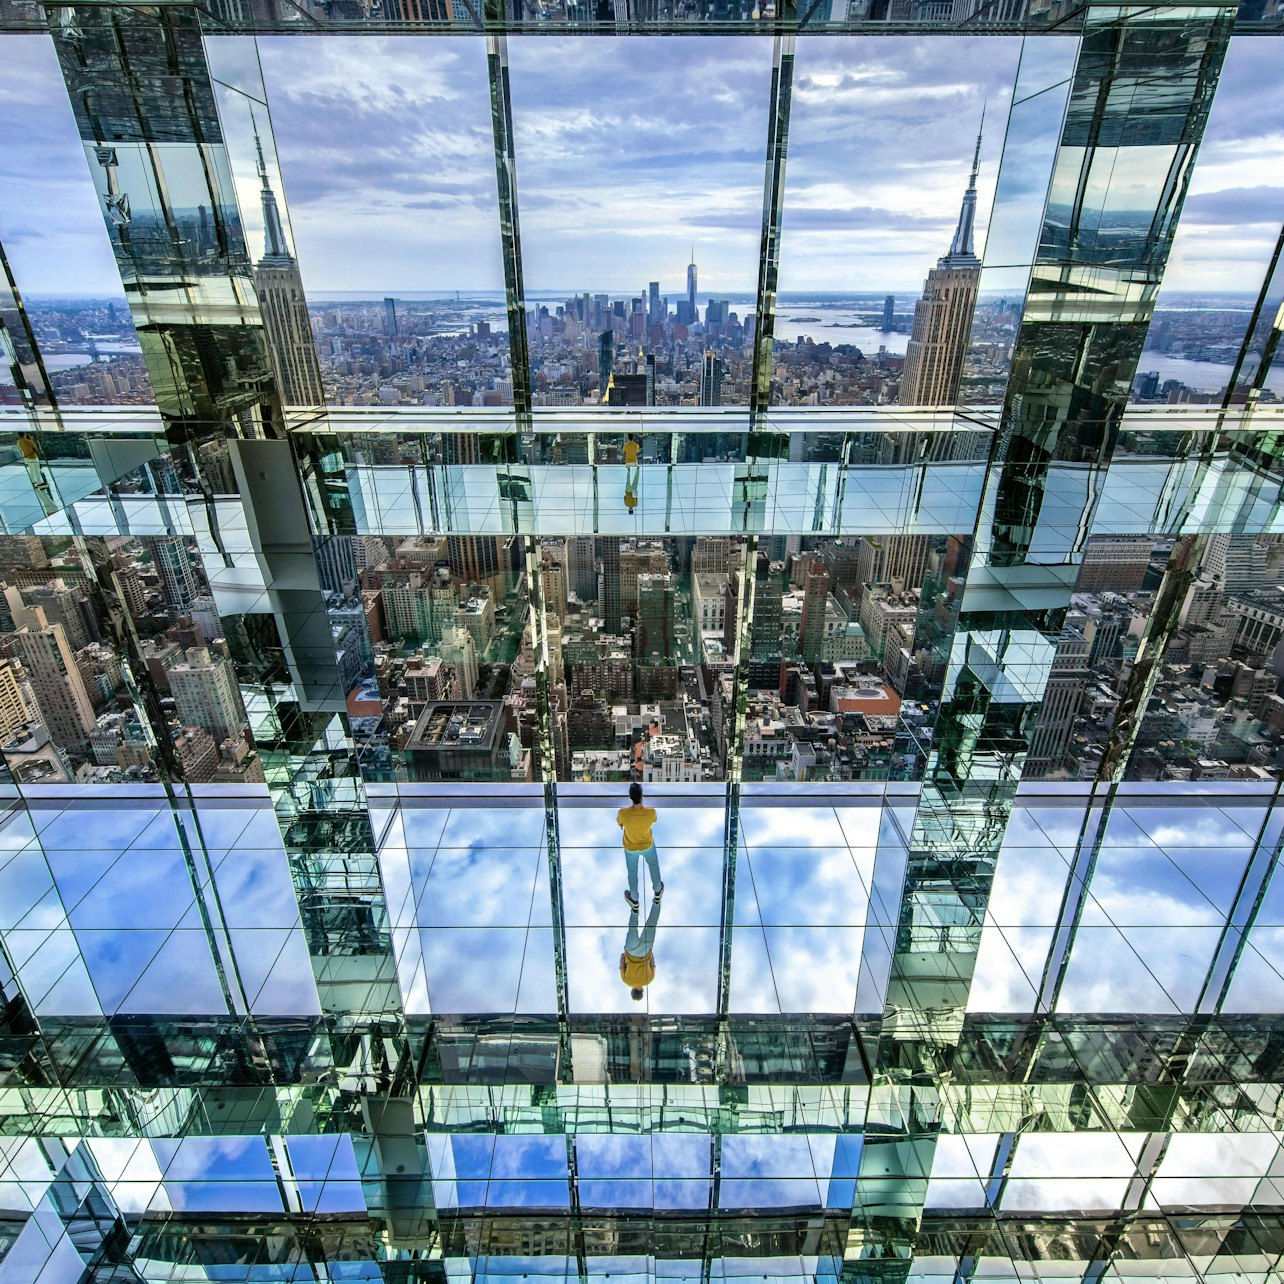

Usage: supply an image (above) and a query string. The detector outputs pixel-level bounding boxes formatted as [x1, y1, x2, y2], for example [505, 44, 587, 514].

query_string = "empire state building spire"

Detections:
[249, 113, 324, 406]
[253, 113, 293, 266]
[897, 110, 987, 410]
[943, 110, 984, 267]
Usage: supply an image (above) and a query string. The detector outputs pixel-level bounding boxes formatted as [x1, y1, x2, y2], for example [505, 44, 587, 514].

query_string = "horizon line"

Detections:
[22, 287, 1264, 301]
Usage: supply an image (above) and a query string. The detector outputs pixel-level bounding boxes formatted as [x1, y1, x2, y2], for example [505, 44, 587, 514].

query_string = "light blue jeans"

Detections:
[625, 897, 662, 957]
[624, 844, 662, 901]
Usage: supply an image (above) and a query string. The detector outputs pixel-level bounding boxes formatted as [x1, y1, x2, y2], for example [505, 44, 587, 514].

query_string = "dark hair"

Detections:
[630, 987, 644, 1001]
[629, 782, 643, 805]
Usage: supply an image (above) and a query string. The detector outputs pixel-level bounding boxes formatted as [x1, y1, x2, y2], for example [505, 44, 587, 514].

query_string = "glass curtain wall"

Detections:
[0, 8, 1282, 1283]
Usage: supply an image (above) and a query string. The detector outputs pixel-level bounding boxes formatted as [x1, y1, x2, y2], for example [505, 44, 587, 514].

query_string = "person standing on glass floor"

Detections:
[617, 781, 663, 911]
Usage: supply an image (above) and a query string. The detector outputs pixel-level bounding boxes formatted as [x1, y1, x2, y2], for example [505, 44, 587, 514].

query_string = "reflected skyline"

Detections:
[1, 14, 1283, 1283]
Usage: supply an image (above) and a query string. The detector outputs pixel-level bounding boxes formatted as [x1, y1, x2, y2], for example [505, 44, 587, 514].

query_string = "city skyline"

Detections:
[2, 34, 1280, 297]
[3, 6, 1284, 1276]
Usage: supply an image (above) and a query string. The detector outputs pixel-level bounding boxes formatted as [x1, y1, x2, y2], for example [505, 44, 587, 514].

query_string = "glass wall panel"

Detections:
[0, 35, 152, 407]
[1126, 533, 1284, 782]
[959, 35, 1079, 402]
[508, 37, 775, 409]
[0, 524, 280, 790]
[551, 535, 734, 783]
[743, 534, 967, 782]
[1132, 38, 1284, 407]
[255, 36, 511, 409]
[730, 803, 874, 1013]
[0, 795, 319, 1019]
[971, 789, 1271, 1018]
[966, 800, 1084, 1013]
[372, 797, 555, 1016]
[318, 532, 528, 782]
[1023, 534, 1172, 780]
[0, 536, 199, 786]
[1055, 800, 1255, 1013]
[773, 36, 1020, 408]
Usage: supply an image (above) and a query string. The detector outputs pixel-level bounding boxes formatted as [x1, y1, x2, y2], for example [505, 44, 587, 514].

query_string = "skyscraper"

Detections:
[151, 536, 199, 612]
[634, 572, 674, 661]
[251, 122, 326, 407]
[23, 579, 98, 651]
[440, 624, 478, 700]
[389, 0, 453, 17]
[540, 549, 567, 622]
[11, 621, 96, 752]
[882, 293, 895, 331]
[382, 570, 444, 644]
[597, 329, 613, 399]
[165, 646, 248, 742]
[0, 657, 31, 743]
[686, 252, 697, 323]
[383, 296, 398, 337]
[567, 535, 598, 604]
[315, 535, 359, 599]
[799, 560, 831, 666]
[749, 551, 783, 664]
[619, 541, 668, 615]
[445, 535, 509, 595]
[856, 535, 933, 593]
[599, 537, 621, 633]
[648, 280, 661, 326]
[700, 351, 722, 407]
[898, 121, 984, 406]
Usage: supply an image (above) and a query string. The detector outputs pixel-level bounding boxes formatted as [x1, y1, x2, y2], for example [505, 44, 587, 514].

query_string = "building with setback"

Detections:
[898, 123, 985, 407]
[250, 124, 326, 406]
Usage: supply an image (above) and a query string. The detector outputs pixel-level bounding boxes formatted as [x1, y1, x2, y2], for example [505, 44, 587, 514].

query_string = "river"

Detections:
[1134, 352, 1284, 398]
[42, 343, 142, 372]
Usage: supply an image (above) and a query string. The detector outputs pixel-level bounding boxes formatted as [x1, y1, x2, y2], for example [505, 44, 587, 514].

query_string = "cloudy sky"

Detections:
[0, 35, 123, 297]
[0, 34, 1280, 298]
[1160, 37, 1284, 296]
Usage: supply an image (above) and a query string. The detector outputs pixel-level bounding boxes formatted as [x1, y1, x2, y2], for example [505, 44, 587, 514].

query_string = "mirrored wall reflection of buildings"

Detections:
[320, 533, 522, 782]
[739, 534, 965, 782]
[1130, 534, 1284, 782]
[1, 297, 153, 407]
[314, 530, 962, 784]
[1024, 534, 1284, 783]
[0, 535, 261, 787]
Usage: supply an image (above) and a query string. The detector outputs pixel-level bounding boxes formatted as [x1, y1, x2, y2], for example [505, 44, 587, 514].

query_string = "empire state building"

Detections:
[252, 129, 325, 407]
[898, 124, 984, 407]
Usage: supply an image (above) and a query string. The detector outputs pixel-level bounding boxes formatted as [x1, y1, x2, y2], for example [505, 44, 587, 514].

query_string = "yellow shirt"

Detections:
[617, 805, 657, 851]
[620, 950, 655, 988]
[623, 440, 641, 465]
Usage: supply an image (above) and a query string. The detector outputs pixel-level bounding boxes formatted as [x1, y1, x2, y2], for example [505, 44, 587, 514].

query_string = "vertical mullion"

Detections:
[0, 242, 57, 409]
[750, 33, 794, 417]
[487, 33, 532, 419]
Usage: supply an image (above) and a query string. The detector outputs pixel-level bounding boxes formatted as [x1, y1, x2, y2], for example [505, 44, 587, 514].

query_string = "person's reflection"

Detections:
[630, 719, 661, 780]
[623, 434, 640, 512]
[620, 896, 662, 1002]
[18, 431, 56, 516]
